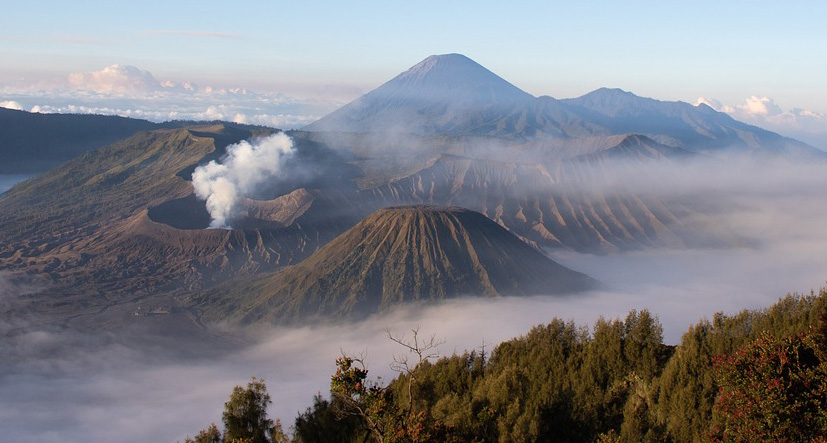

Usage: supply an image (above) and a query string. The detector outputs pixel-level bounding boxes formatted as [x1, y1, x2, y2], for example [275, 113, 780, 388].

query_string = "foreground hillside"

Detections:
[187, 289, 827, 443]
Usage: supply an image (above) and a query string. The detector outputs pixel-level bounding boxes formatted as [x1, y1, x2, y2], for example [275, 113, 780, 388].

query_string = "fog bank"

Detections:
[3, 157, 827, 442]
[2, 240, 825, 442]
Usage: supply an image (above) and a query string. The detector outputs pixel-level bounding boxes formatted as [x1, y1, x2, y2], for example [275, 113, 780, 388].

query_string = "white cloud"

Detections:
[68, 65, 162, 93]
[696, 96, 827, 150]
[694, 97, 729, 112]
[0, 64, 342, 129]
[0, 100, 24, 110]
[67, 65, 205, 94]
[740, 95, 783, 116]
[160, 80, 199, 93]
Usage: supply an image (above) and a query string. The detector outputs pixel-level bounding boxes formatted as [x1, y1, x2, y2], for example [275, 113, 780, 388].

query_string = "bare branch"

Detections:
[386, 326, 446, 373]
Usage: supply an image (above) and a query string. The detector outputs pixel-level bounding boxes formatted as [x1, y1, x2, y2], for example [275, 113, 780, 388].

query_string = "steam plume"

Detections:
[192, 133, 295, 228]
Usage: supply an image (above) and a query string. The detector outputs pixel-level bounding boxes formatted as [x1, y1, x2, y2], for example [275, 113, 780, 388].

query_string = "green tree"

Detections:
[294, 394, 364, 443]
[330, 328, 458, 443]
[223, 377, 283, 443]
[623, 309, 665, 381]
[184, 423, 222, 443]
[655, 320, 718, 442]
[655, 291, 827, 442]
[709, 329, 827, 442]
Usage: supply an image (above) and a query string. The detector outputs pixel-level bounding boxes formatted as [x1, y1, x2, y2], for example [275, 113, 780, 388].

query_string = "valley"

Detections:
[2, 54, 823, 334]
[2, 51, 826, 443]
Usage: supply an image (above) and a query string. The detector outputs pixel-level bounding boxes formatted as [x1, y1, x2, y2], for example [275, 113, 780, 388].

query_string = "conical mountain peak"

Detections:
[204, 205, 595, 323]
[303, 54, 823, 157]
[303, 54, 536, 134]
[373, 53, 533, 104]
[403, 53, 479, 76]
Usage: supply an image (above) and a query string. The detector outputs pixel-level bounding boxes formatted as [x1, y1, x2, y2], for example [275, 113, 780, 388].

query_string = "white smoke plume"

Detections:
[192, 133, 295, 228]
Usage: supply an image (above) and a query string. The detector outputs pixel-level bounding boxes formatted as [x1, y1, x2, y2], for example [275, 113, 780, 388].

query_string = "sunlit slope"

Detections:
[199, 206, 595, 323]
[0, 125, 352, 299]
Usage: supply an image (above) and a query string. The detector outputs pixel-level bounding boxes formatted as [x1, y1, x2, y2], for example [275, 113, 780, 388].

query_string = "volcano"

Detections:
[0, 54, 810, 330]
[305, 54, 823, 157]
[198, 206, 595, 323]
[304, 53, 539, 136]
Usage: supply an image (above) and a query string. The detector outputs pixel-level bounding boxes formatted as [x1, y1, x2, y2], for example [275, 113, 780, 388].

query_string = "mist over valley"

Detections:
[2, 51, 827, 442]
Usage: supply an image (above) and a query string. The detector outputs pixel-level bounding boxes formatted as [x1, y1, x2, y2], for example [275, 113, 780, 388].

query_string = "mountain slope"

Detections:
[305, 54, 823, 157]
[561, 88, 822, 156]
[0, 107, 162, 173]
[304, 54, 538, 136]
[0, 125, 359, 307]
[199, 206, 595, 323]
[353, 146, 715, 253]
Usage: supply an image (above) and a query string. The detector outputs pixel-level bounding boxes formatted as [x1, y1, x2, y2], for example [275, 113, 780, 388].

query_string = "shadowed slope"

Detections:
[0, 107, 159, 173]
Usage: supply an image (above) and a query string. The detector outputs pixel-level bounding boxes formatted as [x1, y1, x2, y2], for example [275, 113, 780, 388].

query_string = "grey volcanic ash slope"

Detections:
[199, 206, 595, 323]
[306, 53, 823, 157]
[304, 54, 536, 137]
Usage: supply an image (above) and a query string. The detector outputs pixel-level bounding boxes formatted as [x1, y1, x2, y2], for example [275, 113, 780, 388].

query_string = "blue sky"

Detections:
[2, 0, 824, 104]
[2, 0, 827, 146]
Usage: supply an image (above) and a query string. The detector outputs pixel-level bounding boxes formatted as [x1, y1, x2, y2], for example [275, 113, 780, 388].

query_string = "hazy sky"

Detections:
[2, 0, 826, 108]
[2, 1, 827, 147]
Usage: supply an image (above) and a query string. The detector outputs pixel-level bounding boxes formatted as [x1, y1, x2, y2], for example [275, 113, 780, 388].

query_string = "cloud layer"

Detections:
[696, 96, 827, 150]
[68, 65, 164, 93]
[5, 64, 827, 145]
[0, 100, 23, 110]
[3, 155, 827, 442]
[0, 65, 343, 129]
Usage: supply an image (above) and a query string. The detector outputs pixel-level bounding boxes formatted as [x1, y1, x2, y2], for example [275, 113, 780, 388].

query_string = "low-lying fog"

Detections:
[2, 157, 827, 442]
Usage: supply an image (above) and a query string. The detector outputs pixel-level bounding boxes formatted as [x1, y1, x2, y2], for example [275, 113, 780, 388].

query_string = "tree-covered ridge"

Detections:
[379, 310, 671, 442]
[190, 289, 827, 442]
[656, 291, 827, 442]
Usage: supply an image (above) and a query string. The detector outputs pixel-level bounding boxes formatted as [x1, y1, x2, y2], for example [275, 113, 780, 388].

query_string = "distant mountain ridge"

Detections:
[0, 107, 158, 173]
[559, 87, 817, 156]
[306, 54, 823, 158]
[0, 107, 277, 174]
